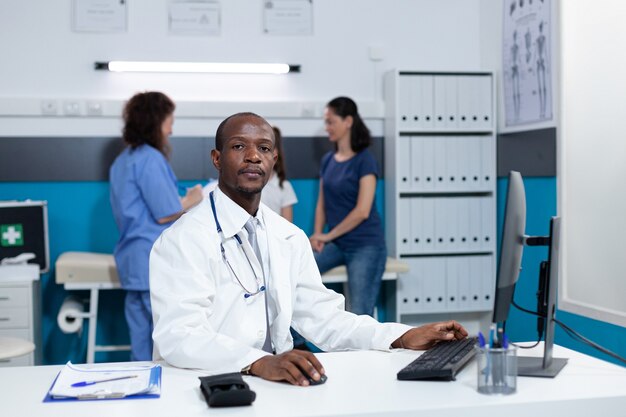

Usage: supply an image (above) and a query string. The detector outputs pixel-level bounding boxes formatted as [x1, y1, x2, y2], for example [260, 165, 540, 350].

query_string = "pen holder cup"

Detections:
[476, 345, 518, 395]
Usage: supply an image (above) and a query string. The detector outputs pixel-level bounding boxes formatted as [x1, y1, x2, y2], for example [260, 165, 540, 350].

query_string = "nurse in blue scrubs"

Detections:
[109, 91, 203, 361]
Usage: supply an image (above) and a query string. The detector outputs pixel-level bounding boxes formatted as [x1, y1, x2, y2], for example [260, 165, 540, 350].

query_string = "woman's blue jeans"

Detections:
[314, 242, 387, 317]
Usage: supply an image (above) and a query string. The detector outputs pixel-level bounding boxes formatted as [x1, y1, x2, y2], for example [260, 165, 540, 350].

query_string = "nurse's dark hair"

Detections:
[214, 112, 273, 151]
[122, 91, 175, 158]
[326, 96, 371, 152]
[272, 126, 288, 188]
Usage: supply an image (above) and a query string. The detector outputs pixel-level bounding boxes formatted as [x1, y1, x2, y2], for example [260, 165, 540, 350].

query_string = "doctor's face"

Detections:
[212, 115, 277, 203]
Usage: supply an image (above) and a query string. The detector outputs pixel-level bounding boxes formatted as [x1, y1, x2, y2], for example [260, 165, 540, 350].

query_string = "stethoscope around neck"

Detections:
[209, 191, 266, 299]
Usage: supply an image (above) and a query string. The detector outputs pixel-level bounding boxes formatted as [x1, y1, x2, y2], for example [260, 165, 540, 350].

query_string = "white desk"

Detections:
[1, 344, 625, 417]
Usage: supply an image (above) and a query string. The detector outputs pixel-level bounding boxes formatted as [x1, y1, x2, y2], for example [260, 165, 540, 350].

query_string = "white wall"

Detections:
[560, 0, 626, 328]
[0, 0, 486, 136]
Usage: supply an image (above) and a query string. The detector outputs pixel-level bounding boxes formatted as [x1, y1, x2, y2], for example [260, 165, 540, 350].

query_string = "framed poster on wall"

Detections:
[502, 0, 552, 127]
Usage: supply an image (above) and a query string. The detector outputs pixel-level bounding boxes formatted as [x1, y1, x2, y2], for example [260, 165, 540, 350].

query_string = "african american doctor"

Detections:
[149, 112, 468, 386]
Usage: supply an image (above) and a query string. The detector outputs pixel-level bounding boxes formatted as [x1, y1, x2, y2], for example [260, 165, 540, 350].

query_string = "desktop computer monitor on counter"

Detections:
[492, 171, 567, 377]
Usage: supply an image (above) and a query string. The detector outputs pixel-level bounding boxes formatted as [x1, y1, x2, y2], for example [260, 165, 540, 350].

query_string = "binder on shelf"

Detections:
[457, 257, 471, 310]
[398, 75, 412, 129]
[421, 137, 436, 191]
[422, 198, 436, 253]
[421, 258, 442, 312]
[44, 361, 161, 402]
[457, 76, 473, 129]
[398, 198, 412, 255]
[467, 136, 482, 190]
[397, 136, 412, 192]
[445, 257, 460, 311]
[397, 258, 424, 316]
[457, 197, 471, 251]
[419, 75, 435, 129]
[469, 256, 483, 309]
[446, 137, 460, 192]
[481, 136, 495, 190]
[456, 137, 470, 190]
[480, 196, 495, 251]
[478, 75, 493, 130]
[410, 136, 423, 190]
[468, 199, 482, 251]
[408, 75, 420, 130]
[433, 75, 447, 130]
[481, 255, 495, 310]
[446, 198, 460, 252]
[410, 198, 423, 253]
[444, 76, 459, 129]
[434, 138, 447, 190]
[434, 199, 448, 252]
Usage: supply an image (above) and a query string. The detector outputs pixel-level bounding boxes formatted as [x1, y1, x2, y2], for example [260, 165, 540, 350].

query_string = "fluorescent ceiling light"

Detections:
[94, 61, 300, 74]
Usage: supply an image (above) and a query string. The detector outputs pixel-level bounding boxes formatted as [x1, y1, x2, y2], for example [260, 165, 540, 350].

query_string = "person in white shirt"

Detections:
[149, 112, 468, 386]
[260, 126, 298, 222]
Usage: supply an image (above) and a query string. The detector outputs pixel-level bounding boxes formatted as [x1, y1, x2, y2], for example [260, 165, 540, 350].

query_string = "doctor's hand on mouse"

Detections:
[249, 350, 326, 387]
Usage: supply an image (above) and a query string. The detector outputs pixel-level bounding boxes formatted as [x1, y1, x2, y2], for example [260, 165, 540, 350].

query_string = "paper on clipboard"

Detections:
[47, 362, 161, 400]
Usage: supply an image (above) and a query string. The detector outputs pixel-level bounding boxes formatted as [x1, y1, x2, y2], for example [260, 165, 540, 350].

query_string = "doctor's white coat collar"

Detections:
[212, 186, 267, 238]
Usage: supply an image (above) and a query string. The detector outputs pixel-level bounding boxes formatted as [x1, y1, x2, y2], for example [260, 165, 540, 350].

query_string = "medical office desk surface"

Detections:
[1, 344, 625, 417]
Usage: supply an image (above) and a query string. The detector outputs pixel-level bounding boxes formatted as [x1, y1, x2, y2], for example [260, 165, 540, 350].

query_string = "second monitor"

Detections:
[492, 170, 567, 377]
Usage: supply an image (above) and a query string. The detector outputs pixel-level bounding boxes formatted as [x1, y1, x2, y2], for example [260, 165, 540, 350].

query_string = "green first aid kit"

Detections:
[0, 200, 49, 273]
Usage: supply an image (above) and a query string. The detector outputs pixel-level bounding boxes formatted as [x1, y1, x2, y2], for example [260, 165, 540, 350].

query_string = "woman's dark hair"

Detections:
[326, 96, 371, 152]
[272, 126, 288, 188]
[122, 91, 175, 157]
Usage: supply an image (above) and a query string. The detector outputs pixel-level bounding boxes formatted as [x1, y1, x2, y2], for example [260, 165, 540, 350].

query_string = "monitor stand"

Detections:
[518, 217, 568, 378]
[518, 356, 568, 377]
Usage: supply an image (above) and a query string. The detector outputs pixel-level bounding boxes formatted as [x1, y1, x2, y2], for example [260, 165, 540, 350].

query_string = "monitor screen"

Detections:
[492, 171, 526, 324]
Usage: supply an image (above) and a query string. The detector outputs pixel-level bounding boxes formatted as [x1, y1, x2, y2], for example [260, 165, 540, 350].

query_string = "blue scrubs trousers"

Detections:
[125, 290, 153, 361]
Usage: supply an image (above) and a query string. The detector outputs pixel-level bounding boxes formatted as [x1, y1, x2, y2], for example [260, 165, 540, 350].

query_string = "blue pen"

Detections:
[477, 332, 486, 348]
[71, 375, 137, 388]
[502, 334, 509, 349]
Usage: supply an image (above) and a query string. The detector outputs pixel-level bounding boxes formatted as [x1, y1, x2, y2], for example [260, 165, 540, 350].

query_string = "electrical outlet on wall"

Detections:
[41, 100, 59, 115]
[63, 101, 81, 116]
[86, 101, 103, 116]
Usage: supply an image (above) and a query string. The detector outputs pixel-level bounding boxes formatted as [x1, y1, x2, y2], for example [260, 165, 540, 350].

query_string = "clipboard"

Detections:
[43, 362, 161, 402]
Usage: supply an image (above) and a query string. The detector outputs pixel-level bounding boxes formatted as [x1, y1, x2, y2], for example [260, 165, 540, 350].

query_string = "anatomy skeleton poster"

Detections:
[503, 0, 552, 127]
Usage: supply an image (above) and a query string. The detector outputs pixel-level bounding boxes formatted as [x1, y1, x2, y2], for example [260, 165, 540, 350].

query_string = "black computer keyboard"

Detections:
[397, 337, 477, 381]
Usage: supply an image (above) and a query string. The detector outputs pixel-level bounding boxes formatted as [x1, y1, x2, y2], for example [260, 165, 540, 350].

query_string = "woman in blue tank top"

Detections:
[310, 97, 386, 317]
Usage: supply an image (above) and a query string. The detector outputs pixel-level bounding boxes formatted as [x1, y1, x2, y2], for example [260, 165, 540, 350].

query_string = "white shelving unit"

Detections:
[384, 70, 496, 331]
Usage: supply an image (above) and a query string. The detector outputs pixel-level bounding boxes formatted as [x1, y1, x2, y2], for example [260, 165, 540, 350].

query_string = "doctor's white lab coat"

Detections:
[149, 195, 410, 373]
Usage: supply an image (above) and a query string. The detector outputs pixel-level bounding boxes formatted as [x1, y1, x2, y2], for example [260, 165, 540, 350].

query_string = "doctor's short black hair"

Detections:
[214, 112, 274, 151]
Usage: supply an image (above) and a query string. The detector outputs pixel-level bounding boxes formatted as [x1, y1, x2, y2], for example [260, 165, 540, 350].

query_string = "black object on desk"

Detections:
[397, 337, 477, 381]
[198, 373, 256, 407]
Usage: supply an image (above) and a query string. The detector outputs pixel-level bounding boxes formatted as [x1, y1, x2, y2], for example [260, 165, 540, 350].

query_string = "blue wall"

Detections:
[1, 177, 625, 366]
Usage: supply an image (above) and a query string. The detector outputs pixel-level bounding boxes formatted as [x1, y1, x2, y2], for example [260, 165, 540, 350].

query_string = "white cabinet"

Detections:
[0, 265, 41, 366]
[384, 70, 496, 326]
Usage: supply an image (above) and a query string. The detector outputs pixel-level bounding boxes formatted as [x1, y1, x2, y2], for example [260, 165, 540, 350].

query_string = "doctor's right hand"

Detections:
[249, 350, 325, 387]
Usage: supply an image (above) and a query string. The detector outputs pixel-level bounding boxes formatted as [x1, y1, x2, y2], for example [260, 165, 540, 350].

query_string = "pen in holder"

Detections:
[476, 344, 518, 395]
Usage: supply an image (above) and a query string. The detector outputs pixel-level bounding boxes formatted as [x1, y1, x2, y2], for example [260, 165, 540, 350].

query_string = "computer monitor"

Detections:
[491, 171, 568, 378]
[492, 171, 526, 324]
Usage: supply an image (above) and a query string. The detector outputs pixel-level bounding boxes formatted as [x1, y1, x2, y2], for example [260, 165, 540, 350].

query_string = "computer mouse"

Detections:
[307, 374, 328, 386]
